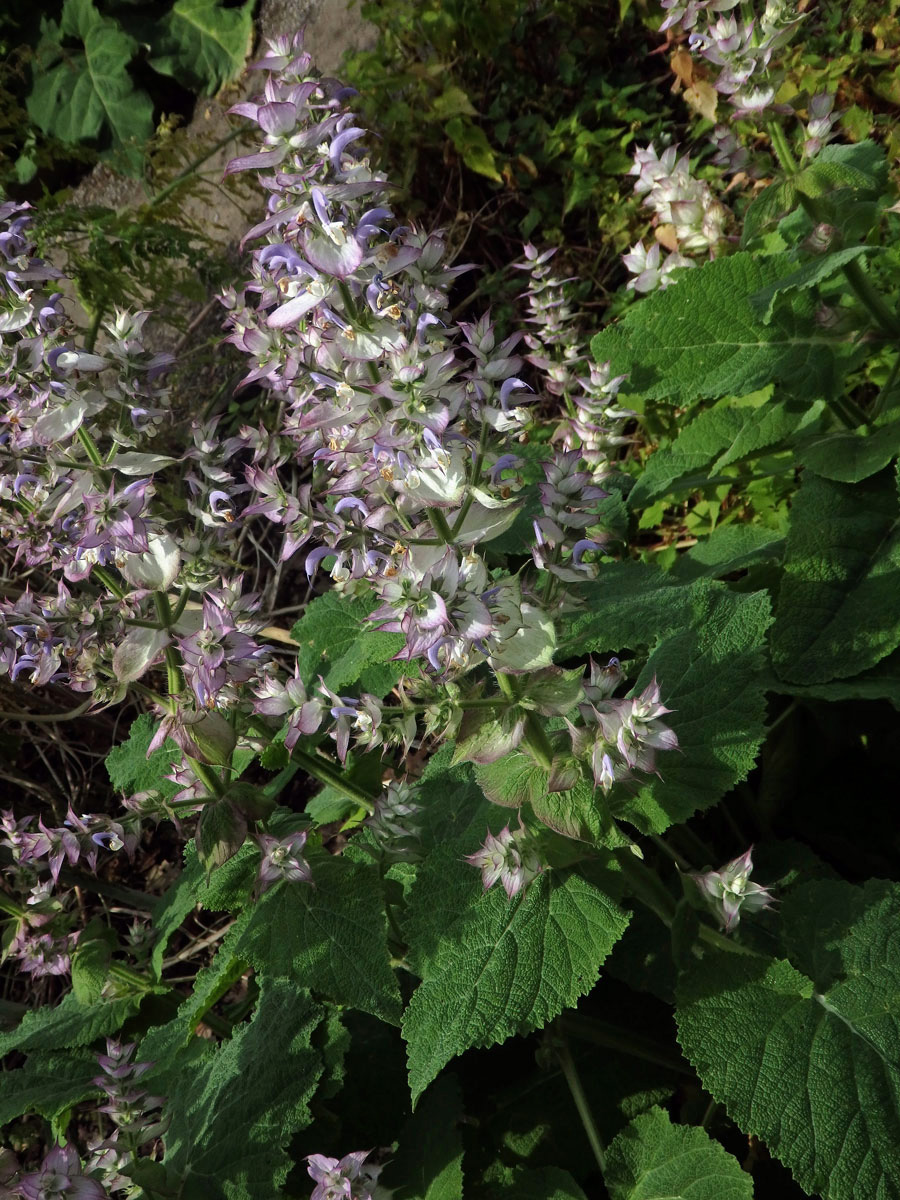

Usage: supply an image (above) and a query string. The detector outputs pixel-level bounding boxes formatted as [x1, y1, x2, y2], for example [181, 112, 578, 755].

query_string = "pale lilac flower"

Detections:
[465, 825, 543, 899]
[692, 847, 774, 932]
[803, 92, 839, 158]
[17, 1144, 108, 1200]
[306, 1149, 377, 1200]
[256, 830, 312, 892]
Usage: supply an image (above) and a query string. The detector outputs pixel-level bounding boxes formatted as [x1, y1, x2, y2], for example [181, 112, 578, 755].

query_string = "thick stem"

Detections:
[558, 1013, 687, 1074]
[0, 894, 27, 920]
[555, 1029, 606, 1175]
[76, 424, 106, 470]
[83, 305, 106, 354]
[290, 747, 376, 815]
[428, 507, 455, 544]
[187, 757, 225, 799]
[108, 962, 158, 994]
[521, 712, 554, 772]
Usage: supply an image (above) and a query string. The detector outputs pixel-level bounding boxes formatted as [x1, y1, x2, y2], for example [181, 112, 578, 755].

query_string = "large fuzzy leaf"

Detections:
[604, 1106, 753, 1200]
[616, 588, 772, 834]
[402, 851, 629, 1104]
[149, 0, 254, 94]
[676, 880, 900, 1199]
[229, 849, 402, 1023]
[27, 0, 153, 155]
[151, 979, 327, 1200]
[591, 252, 864, 404]
[771, 468, 900, 684]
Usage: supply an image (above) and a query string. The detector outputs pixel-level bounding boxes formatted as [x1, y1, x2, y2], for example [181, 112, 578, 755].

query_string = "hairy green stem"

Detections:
[450, 419, 489, 537]
[522, 712, 554, 772]
[76, 424, 106, 470]
[0, 698, 92, 724]
[0, 894, 27, 920]
[187, 756, 225, 799]
[145, 128, 242, 212]
[428, 507, 455, 544]
[108, 962, 158, 993]
[558, 1013, 687, 1074]
[290, 748, 376, 815]
[83, 305, 106, 354]
[555, 1029, 606, 1175]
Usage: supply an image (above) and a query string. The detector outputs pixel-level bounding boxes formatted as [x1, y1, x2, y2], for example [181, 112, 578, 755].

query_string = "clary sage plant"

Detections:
[1, 4, 900, 1198]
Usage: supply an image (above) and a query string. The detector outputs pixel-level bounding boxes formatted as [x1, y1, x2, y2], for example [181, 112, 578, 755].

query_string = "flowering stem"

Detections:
[522, 712, 554, 772]
[553, 1025, 606, 1174]
[0, 894, 26, 920]
[290, 747, 376, 815]
[428, 507, 455, 544]
[188, 757, 226, 799]
[0, 698, 92, 724]
[450, 419, 489, 537]
[107, 962, 158, 994]
[559, 1013, 686, 1074]
[75, 424, 106, 470]
[767, 120, 799, 176]
[94, 566, 126, 600]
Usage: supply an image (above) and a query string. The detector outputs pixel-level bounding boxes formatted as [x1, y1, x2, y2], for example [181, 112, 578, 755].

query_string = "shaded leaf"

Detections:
[403, 852, 629, 1103]
[771, 469, 900, 683]
[591, 252, 863, 404]
[149, 0, 254, 94]
[677, 883, 900, 1199]
[605, 1106, 753, 1200]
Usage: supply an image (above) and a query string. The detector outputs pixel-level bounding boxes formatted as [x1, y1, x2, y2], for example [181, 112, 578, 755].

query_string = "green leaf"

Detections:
[770, 469, 900, 683]
[560, 563, 700, 658]
[148, 0, 254, 94]
[151, 871, 200, 977]
[670, 525, 784, 581]
[618, 588, 771, 834]
[815, 139, 888, 191]
[590, 252, 864, 404]
[802, 418, 900, 483]
[195, 798, 248, 871]
[795, 159, 883, 198]
[445, 116, 503, 181]
[604, 1106, 753, 1200]
[493, 1166, 589, 1199]
[27, 0, 154, 155]
[629, 405, 751, 509]
[105, 713, 180, 799]
[230, 848, 402, 1022]
[475, 753, 624, 846]
[290, 590, 405, 692]
[384, 1073, 465, 1199]
[430, 85, 478, 121]
[749, 245, 876, 323]
[403, 852, 630, 1104]
[0, 1051, 101, 1127]
[629, 389, 825, 508]
[70, 920, 115, 1005]
[766, 645, 900, 709]
[152, 979, 326, 1200]
[676, 880, 900, 1199]
[740, 180, 797, 246]
[0, 991, 140, 1056]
